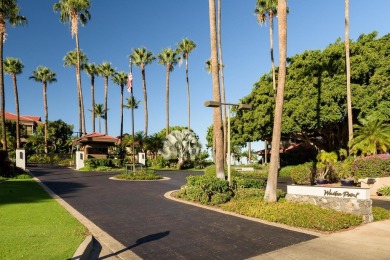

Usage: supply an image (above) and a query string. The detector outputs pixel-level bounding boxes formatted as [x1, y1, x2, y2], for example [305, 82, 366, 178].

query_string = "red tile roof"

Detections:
[3, 111, 41, 124]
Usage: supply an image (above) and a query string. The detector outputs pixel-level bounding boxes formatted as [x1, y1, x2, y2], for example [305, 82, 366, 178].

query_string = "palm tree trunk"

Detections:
[217, 0, 227, 165]
[165, 64, 170, 136]
[265, 0, 287, 202]
[104, 76, 108, 135]
[141, 66, 148, 137]
[12, 74, 20, 148]
[43, 83, 48, 154]
[75, 33, 85, 136]
[345, 0, 353, 144]
[270, 12, 276, 93]
[91, 77, 95, 133]
[120, 85, 124, 140]
[186, 58, 191, 131]
[0, 31, 7, 151]
[209, 0, 224, 179]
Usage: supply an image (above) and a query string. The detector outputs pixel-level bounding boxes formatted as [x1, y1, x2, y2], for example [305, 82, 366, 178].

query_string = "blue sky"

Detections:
[4, 0, 390, 152]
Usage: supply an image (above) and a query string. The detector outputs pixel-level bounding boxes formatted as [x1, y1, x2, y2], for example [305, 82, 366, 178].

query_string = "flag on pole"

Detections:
[127, 72, 133, 92]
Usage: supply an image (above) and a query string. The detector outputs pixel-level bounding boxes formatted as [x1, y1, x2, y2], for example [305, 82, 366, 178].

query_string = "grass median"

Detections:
[0, 179, 87, 259]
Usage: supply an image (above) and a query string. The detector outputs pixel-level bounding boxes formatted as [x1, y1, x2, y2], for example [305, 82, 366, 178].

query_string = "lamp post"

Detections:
[204, 101, 252, 185]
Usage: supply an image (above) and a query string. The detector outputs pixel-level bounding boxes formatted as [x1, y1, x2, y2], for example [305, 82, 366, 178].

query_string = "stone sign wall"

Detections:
[286, 185, 373, 223]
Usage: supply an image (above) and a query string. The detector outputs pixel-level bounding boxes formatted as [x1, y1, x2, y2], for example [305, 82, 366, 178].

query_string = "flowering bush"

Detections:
[352, 154, 390, 180]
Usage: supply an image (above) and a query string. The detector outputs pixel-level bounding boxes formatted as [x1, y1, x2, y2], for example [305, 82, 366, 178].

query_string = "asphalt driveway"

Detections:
[30, 165, 317, 259]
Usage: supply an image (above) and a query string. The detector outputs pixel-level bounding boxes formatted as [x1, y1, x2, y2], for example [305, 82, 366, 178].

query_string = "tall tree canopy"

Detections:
[231, 31, 390, 152]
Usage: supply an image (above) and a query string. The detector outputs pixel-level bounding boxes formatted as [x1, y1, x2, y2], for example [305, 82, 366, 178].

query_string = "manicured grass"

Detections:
[0, 179, 87, 259]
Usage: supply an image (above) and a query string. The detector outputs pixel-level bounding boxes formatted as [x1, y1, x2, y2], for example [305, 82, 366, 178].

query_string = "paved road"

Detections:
[31, 166, 318, 259]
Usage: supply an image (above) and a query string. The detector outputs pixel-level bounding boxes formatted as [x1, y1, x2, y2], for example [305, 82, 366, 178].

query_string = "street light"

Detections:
[204, 101, 252, 185]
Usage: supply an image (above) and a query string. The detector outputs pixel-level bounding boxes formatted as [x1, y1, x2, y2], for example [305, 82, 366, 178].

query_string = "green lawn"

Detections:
[0, 179, 87, 259]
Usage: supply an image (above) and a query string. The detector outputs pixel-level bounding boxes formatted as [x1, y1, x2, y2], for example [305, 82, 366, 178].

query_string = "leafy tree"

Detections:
[3, 57, 24, 148]
[47, 119, 74, 153]
[265, 0, 287, 202]
[129, 47, 155, 137]
[162, 129, 201, 169]
[158, 48, 179, 136]
[97, 62, 116, 135]
[112, 71, 128, 140]
[29, 66, 57, 154]
[0, 0, 27, 151]
[177, 38, 196, 130]
[83, 63, 98, 132]
[349, 116, 390, 156]
[233, 32, 390, 154]
[54, 0, 91, 135]
[145, 133, 164, 158]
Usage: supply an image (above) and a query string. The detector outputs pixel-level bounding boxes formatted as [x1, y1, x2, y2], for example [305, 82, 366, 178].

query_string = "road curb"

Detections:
[71, 235, 93, 260]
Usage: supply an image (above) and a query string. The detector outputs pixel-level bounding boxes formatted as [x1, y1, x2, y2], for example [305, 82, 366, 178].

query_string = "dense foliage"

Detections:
[231, 32, 390, 151]
[352, 154, 390, 179]
[377, 186, 390, 196]
[290, 162, 315, 185]
[114, 169, 162, 180]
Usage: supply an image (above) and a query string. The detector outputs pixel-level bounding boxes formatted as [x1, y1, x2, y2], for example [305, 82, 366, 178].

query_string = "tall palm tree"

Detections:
[54, 0, 91, 136]
[157, 48, 178, 137]
[208, 0, 224, 179]
[177, 38, 196, 131]
[217, 0, 227, 165]
[0, 0, 27, 151]
[3, 57, 23, 148]
[345, 0, 353, 146]
[112, 71, 128, 140]
[29, 66, 57, 154]
[265, 0, 287, 202]
[63, 48, 88, 136]
[97, 62, 115, 135]
[255, 0, 279, 165]
[89, 103, 106, 133]
[129, 48, 155, 137]
[83, 63, 98, 132]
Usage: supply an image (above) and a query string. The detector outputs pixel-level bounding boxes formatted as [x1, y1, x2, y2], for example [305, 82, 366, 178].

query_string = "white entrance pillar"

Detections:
[75, 151, 85, 170]
[15, 149, 26, 170]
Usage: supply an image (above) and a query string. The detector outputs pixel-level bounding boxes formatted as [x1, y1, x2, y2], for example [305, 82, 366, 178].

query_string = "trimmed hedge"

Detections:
[352, 154, 390, 180]
[114, 169, 162, 180]
[290, 162, 315, 185]
[177, 175, 233, 205]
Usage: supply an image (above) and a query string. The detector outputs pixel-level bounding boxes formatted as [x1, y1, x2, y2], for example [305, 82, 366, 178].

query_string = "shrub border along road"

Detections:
[164, 190, 325, 237]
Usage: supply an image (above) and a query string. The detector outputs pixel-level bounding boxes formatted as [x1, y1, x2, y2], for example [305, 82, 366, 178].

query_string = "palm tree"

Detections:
[54, 0, 91, 136]
[96, 62, 115, 135]
[89, 103, 106, 133]
[349, 117, 390, 156]
[177, 38, 196, 130]
[129, 48, 155, 137]
[208, 0, 224, 179]
[264, 0, 287, 202]
[255, 0, 279, 165]
[123, 96, 141, 167]
[0, 0, 27, 151]
[112, 71, 128, 140]
[157, 48, 179, 137]
[29, 66, 57, 154]
[83, 63, 98, 132]
[3, 57, 23, 148]
[217, 0, 227, 165]
[63, 48, 88, 136]
[345, 0, 353, 145]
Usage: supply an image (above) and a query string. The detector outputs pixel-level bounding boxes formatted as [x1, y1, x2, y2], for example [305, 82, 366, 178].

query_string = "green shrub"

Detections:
[204, 165, 217, 176]
[233, 188, 265, 200]
[278, 165, 296, 178]
[149, 157, 168, 168]
[14, 174, 32, 179]
[177, 175, 233, 205]
[234, 178, 266, 189]
[290, 162, 315, 185]
[377, 186, 390, 196]
[220, 199, 362, 231]
[84, 158, 124, 169]
[114, 169, 162, 180]
[332, 156, 354, 181]
[352, 154, 390, 180]
[372, 206, 390, 221]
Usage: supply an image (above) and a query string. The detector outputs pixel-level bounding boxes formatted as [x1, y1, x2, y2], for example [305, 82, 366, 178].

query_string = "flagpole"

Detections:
[130, 60, 136, 171]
